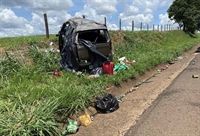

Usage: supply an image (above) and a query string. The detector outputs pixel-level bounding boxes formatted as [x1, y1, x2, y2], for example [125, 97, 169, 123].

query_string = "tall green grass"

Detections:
[0, 34, 57, 49]
[0, 97, 60, 136]
[0, 30, 200, 135]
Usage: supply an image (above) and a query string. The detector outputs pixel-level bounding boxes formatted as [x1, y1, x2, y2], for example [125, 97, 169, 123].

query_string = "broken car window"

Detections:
[78, 30, 108, 43]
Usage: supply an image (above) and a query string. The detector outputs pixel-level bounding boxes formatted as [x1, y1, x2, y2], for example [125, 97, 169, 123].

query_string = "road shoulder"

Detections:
[72, 44, 200, 136]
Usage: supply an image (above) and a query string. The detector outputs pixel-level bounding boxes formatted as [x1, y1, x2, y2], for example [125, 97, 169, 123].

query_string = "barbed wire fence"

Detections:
[108, 17, 180, 32]
[43, 14, 180, 39]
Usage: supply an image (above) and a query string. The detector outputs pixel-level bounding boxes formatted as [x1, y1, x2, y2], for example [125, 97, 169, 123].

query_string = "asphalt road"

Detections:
[125, 53, 200, 136]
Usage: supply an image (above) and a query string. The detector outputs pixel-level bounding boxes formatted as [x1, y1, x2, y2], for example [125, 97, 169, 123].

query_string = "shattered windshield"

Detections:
[77, 29, 109, 44]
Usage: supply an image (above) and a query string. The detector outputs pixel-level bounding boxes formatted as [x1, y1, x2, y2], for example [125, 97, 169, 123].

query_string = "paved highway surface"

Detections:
[125, 53, 200, 136]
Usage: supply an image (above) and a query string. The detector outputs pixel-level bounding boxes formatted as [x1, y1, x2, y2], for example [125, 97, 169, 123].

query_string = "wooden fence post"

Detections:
[43, 13, 49, 39]
[153, 24, 154, 31]
[104, 17, 107, 26]
[119, 19, 121, 30]
[132, 21, 134, 31]
[158, 25, 159, 31]
[140, 22, 142, 30]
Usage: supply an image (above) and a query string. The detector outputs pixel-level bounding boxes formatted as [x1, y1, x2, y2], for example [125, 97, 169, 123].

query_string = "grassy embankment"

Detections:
[0, 30, 199, 135]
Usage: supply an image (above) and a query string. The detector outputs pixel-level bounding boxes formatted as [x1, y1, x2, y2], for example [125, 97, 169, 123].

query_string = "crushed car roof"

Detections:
[68, 17, 107, 31]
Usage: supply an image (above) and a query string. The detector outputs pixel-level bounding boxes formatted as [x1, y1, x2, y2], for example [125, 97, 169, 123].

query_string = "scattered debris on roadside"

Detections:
[49, 41, 54, 46]
[161, 65, 169, 70]
[60, 47, 199, 134]
[47, 68, 61, 77]
[48, 68, 61, 77]
[102, 61, 114, 75]
[169, 61, 175, 65]
[95, 94, 119, 113]
[195, 46, 200, 52]
[177, 56, 184, 61]
[118, 56, 134, 66]
[191, 59, 196, 65]
[76, 71, 85, 77]
[114, 63, 130, 72]
[78, 114, 92, 126]
[115, 54, 192, 102]
[61, 119, 79, 135]
[116, 86, 139, 102]
[53, 68, 61, 77]
[88, 67, 103, 78]
[192, 75, 199, 78]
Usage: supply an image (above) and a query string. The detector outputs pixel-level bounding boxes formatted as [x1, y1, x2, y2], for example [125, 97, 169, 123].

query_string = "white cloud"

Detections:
[32, 0, 74, 13]
[25, 24, 34, 34]
[75, 4, 106, 24]
[118, 0, 160, 30]
[0, 8, 28, 28]
[0, 0, 74, 37]
[159, 0, 173, 7]
[160, 1, 167, 7]
[75, 4, 96, 18]
[120, 5, 140, 16]
[159, 13, 179, 29]
[74, 0, 118, 30]
[133, 0, 160, 11]
[159, 13, 171, 25]
[1, 0, 31, 8]
[1, 0, 74, 12]
[0, 9, 43, 37]
[107, 23, 118, 30]
[85, 0, 117, 15]
[144, 9, 153, 15]
[30, 13, 45, 32]
[0, 0, 175, 37]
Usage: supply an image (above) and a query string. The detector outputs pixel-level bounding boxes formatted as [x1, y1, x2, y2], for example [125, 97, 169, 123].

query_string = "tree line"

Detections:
[167, 0, 200, 34]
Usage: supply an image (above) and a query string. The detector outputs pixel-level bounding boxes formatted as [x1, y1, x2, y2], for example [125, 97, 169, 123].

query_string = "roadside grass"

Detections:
[0, 34, 57, 49]
[0, 97, 60, 136]
[0, 30, 200, 135]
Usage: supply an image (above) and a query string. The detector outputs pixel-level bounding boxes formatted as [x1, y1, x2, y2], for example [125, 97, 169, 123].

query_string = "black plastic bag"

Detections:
[95, 94, 119, 113]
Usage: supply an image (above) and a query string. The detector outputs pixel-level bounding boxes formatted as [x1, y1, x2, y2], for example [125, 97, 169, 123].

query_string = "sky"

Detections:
[0, 0, 176, 37]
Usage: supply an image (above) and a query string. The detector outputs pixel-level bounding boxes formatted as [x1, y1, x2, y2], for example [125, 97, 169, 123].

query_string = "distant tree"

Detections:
[167, 0, 200, 34]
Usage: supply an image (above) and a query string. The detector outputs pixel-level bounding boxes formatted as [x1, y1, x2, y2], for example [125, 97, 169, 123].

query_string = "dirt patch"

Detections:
[0, 47, 5, 57]
[0, 40, 59, 67]
[111, 30, 126, 45]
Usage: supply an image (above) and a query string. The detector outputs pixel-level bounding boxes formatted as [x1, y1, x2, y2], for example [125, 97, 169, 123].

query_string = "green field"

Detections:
[0, 30, 200, 135]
